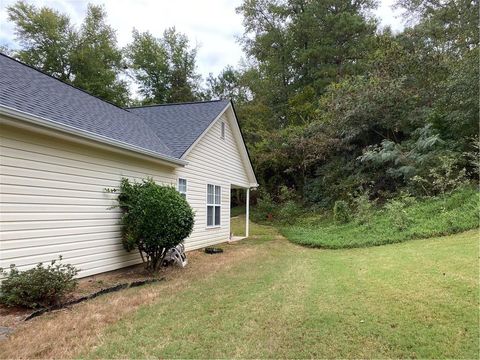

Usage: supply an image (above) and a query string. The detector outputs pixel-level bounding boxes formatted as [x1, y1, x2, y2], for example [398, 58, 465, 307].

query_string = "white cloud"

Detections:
[0, 0, 404, 78]
[374, 0, 405, 32]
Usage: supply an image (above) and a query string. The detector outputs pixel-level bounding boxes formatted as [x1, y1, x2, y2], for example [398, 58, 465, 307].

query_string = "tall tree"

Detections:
[124, 29, 169, 104]
[162, 27, 200, 102]
[205, 65, 249, 103]
[396, 0, 478, 55]
[7, 1, 128, 106]
[7, 0, 76, 81]
[237, 0, 378, 127]
[126, 27, 201, 104]
[71, 5, 129, 106]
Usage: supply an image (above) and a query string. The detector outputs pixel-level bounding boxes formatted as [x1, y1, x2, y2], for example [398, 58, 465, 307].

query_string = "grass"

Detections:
[1, 218, 477, 358]
[81, 222, 478, 358]
[230, 205, 246, 218]
[281, 187, 479, 249]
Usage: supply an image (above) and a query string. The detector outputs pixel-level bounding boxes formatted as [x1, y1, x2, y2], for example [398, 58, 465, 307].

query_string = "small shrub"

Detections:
[411, 155, 469, 198]
[384, 193, 416, 230]
[0, 257, 78, 308]
[333, 200, 350, 224]
[113, 178, 194, 272]
[278, 185, 297, 203]
[278, 200, 302, 224]
[253, 190, 276, 222]
[352, 192, 375, 225]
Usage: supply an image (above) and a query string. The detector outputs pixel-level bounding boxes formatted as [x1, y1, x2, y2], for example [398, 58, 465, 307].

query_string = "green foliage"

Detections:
[232, 0, 478, 205]
[7, 2, 128, 106]
[281, 187, 479, 249]
[0, 256, 78, 308]
[352, 191, 375, 225]
[5, 0, 478, 207]
[277, 185, 297, 203]
[333, 200, 350, 224]
[384, 193, 416, 230]
[205, 65, 249, 103]
[114, 178, 194, 272]
[277, 200, 302, 224]
[236, 0, 377, 126]
[410, 155, 468, 197]
[70, 4, 129, 106]
[359, 124, 446, 182]
[252, 190, 275, 222]
[7, 0, 76, 81]
[125, 27, 201, 104]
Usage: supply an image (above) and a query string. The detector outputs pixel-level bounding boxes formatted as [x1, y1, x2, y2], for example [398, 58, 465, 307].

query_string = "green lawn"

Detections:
[84, 220, 479, 359]
[281, 187, 479, 249]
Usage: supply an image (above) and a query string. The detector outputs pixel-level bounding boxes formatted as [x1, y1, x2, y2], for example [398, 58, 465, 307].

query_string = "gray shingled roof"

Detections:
[127, 100, 230, 158]
[0, 54, 174, 159]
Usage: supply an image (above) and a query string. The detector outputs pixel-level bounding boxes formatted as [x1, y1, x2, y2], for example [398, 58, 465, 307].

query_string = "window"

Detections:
[221, 122, 225, 139]
[178, 178, 187, 197]
[207, 184, 221, 227]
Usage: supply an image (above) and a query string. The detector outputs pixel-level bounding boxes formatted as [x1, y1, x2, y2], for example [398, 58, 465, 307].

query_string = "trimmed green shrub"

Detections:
[333, 200, 350, 223]
[114, 178, 194, 272]
[0, 257, 78, 308]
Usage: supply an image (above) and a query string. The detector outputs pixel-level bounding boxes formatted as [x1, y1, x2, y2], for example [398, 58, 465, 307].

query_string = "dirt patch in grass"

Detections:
[0, 239, 266, 359]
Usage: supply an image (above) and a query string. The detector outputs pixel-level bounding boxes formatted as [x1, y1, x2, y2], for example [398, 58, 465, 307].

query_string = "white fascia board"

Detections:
[0, 104, 187, 167]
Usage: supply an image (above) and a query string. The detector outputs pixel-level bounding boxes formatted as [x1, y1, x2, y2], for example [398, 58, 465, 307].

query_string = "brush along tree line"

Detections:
[5, 0, 478, 208]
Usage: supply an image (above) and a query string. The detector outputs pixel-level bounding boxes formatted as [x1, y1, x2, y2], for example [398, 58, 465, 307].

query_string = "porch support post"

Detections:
[246, 187, 250, 237]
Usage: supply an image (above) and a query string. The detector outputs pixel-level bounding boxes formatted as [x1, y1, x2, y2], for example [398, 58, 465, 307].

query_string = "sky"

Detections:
[0, 0, 405, 79]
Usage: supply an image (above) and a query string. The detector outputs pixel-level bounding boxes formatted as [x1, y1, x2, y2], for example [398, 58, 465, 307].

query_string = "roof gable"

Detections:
[127, 100, 230, 158]
[180, 103, 258, 186]
[0, 54, 174, 159]
[0, 54, 256, 183]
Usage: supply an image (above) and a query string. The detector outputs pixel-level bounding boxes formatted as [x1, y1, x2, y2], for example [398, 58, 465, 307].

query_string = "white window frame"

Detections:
[206, 183, 221, 228]
[178, 178, 187, 198]
[221, 122, 226, 139]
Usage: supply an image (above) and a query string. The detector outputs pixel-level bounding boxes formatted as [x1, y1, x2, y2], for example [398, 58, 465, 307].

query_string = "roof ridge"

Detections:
[126, 99, 229, 109]
[0, 52, 176, 158]
[0, 52, 130, 113]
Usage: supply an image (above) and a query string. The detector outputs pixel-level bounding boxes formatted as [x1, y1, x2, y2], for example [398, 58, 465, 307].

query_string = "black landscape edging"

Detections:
[204, 247, 224, 254]
[24, 278, 164, 321]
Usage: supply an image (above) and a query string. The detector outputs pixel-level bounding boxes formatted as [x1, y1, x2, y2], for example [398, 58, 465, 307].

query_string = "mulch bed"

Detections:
[0, 264, 161, 330]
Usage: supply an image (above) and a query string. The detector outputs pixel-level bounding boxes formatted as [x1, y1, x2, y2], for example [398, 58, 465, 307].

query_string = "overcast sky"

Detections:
[0, 0, 405, 79]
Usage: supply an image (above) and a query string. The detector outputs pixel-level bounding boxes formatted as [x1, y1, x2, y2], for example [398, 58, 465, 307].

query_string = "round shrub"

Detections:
[116, 178, 194, 271]
[0, 257, 78, 308]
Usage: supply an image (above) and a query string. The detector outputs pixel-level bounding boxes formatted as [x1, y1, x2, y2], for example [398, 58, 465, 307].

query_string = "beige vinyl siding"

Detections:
[0, 107, 253, 278]
[175, 111, 250, 250]
[0, 122, 177, 278]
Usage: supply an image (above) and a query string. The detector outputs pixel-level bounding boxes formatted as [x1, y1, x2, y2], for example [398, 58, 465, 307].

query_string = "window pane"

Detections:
[207, 184, 214, 204]
[214, 206, 221, 226]
[215, 185, 221, 204]
[221, 122, 225, 139]
[207, 206, 213, 226]
[178, 178, 187, 193]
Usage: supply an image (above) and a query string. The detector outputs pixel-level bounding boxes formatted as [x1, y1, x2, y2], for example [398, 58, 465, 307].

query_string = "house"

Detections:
[0, 54, 258, 278]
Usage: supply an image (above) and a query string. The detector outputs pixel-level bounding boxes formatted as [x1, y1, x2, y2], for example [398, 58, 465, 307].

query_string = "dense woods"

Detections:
[5, 0, 478, 208]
